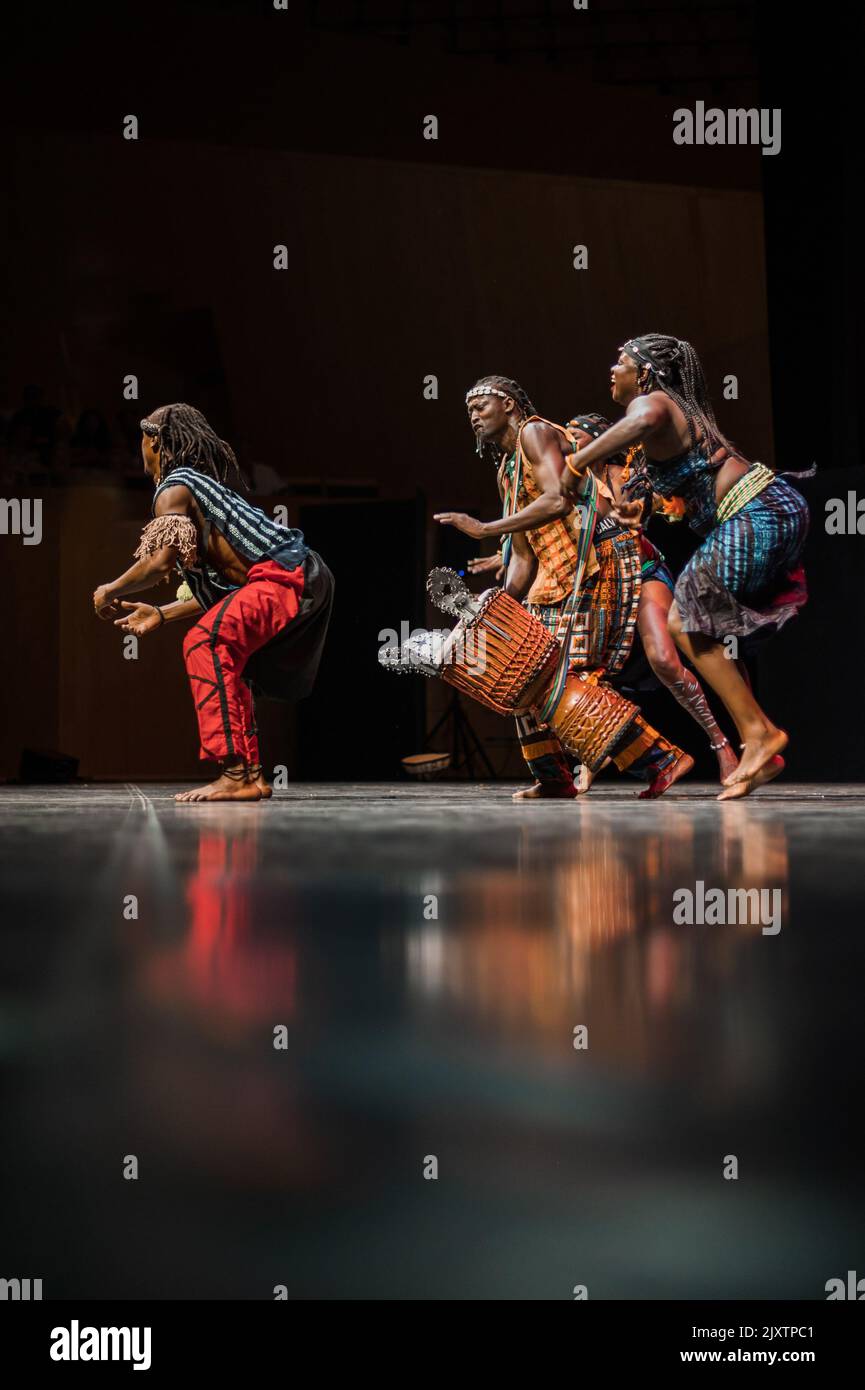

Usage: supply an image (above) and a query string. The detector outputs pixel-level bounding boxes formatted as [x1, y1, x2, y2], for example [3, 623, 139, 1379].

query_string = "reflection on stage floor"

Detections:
[0, 782, 862, 1299]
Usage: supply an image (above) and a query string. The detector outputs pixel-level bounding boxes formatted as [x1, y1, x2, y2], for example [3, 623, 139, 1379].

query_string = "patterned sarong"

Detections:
[674, 477, 809, 644]
[527, 525, 642, 676]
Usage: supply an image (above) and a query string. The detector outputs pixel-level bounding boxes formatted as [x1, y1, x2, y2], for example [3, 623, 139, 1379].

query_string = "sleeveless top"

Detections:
[643, 440, 730, 538]
[497, 416, 596, 606]
[152, 465, 308, 609]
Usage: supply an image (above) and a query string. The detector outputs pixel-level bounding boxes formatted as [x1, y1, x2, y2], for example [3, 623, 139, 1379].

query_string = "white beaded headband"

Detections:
[465, 386, 510, 402]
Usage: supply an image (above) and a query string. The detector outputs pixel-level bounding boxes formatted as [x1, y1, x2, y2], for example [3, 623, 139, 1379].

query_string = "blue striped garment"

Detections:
[673, 478, 809, 643]
[152, 466, 308, 609]
[644, 445, 809, 643]
[645, 443, 719, 538]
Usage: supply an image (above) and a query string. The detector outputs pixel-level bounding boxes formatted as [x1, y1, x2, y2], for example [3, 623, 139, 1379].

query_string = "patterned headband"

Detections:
[140, 417, 160, 434]
[465, 386, 510, 402]
[621, 340, 677, 378]
[567, 415, 610, 441]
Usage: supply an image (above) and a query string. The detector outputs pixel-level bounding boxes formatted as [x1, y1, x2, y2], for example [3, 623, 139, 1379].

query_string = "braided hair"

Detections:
[621, 334, 733, 456]
[140, 403, 247, 491]
[466, 374, 538, 466]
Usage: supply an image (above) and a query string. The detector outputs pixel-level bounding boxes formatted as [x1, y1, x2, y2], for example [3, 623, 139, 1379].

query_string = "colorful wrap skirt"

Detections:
[527, 526, 642, 676]
[674, 478, 809, 644]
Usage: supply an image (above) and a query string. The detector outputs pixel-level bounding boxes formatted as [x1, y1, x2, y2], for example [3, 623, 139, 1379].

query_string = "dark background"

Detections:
[2, 0, 862, 783]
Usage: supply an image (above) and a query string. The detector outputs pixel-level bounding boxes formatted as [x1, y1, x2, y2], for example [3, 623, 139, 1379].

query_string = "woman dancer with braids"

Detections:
[92, 403, 333, 802]
[435, 375, 692, 800]
[566, 412, 738, 788]
[560, 337, 809, 798]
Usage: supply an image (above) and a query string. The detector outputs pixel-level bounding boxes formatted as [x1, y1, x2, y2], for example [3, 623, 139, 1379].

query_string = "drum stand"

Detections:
[426, 688, 496, 779]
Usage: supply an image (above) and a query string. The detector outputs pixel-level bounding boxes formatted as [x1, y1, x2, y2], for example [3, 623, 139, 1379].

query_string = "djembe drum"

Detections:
[380, 568, 639, 773]
[438, 586, 560, 716]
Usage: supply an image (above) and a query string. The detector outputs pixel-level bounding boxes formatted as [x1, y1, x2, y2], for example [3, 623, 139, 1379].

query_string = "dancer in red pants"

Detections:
[181, 559, 305, 772]
[92, 403, 333, 802]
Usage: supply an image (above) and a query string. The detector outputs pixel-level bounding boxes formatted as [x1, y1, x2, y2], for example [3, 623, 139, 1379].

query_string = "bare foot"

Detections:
[637, 751, 694, 800]
[175, 773, 262, 803]
[723, 727, 788, 786]
[716, 754, 785, 801]
[252, 771, 273, 799]
[573, 764, 594, 795]
[512, 781, 578, 802]
[713, 739, 739, 784]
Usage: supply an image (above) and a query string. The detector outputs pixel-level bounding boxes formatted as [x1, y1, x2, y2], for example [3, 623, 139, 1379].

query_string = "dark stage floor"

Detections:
[1, 781, 862, 1300]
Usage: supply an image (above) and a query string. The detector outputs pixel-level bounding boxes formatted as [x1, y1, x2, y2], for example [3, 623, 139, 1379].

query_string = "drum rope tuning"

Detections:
[381, 569, 641, 773]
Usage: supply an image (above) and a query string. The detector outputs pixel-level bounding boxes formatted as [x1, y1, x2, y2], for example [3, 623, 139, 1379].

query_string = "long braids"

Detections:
[141, 403, 247, 490]
[622, 334, 734, 456]
[467, 374, 538, 466]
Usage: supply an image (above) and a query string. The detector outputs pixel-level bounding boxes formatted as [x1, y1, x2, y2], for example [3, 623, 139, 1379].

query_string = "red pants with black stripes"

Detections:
[182, 559, 304, 765]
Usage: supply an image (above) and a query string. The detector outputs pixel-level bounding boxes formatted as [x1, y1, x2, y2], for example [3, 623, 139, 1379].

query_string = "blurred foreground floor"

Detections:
[0, 782, 863, 1300]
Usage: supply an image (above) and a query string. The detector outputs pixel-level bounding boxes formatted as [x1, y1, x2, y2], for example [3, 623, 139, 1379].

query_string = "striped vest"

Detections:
[152, 466, 307, 609]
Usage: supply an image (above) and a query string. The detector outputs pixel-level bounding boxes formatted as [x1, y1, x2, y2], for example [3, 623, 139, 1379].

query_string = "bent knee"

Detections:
[648, 652, 683, 687]
[182, 624, 209, 660]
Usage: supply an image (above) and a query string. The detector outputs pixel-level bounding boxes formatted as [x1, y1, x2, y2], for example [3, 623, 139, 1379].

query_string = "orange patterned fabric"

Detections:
[527, 530, 642, 675]
[498, 415, 598, 606]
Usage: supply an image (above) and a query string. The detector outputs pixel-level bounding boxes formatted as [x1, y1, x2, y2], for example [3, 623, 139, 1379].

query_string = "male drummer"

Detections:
[434, 374, 692, 799]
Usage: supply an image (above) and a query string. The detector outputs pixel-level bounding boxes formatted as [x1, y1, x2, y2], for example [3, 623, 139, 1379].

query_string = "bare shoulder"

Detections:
[154, 483, 194, 516]
[520, 418, 562, 456]
[627, 391, 672, 430]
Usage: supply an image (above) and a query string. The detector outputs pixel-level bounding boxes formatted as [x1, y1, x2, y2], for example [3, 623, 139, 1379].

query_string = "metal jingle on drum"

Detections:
[426, 566, 482, 619]
[378, 629, 446, 678]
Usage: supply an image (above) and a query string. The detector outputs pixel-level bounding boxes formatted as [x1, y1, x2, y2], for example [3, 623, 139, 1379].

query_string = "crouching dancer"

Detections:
[92, 404, 333, 802]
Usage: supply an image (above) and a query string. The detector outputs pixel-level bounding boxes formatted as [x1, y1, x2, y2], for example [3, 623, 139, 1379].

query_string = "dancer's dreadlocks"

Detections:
[621, 335, 734, 456]
[466, 374, 538, 466]
[140, 403, 247, 491]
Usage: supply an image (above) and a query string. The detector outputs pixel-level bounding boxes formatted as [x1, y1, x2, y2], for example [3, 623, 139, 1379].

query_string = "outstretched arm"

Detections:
[434, 423, 585, 539]
[561, 396, 670, 500]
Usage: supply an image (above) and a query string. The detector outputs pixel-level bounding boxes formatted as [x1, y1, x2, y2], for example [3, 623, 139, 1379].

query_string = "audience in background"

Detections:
[0, 388, 157, 488]
[0, 389, 300, 498]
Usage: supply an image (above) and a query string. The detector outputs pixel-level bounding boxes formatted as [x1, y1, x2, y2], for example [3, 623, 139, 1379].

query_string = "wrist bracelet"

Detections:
[155, 606, 165, 626]
[565, 453, 588, 478]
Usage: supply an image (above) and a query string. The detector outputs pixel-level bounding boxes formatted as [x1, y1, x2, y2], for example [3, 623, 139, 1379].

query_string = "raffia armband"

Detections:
[134, 514, 198, 569]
